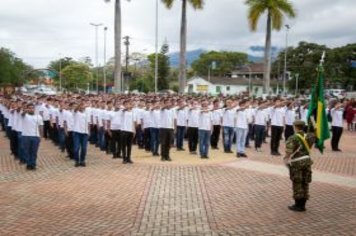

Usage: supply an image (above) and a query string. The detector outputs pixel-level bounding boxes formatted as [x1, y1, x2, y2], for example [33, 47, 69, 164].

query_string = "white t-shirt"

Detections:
[235, 110, 248, 129]
[212, 109, 223, 126]
[109, 110, 123, 130]
[187, 109, 200, 128]
[63, 110, 74, 131]
[73, 111, 90, 134]
[271, 107, 286, 127]
[142, 110, 153, 129]
[121, 110, 136, 132]
[199, 111, 213, 131]
[176, 108, 188, 127]
[331, 108, 344, 127]
[151, 109, 161, 129]
[159, 109, 176, 129]
[285, 109, 296, 126]
[254, 109, 268, 126]
[222, 108, 236, 127]
[22, 114, 43, 137]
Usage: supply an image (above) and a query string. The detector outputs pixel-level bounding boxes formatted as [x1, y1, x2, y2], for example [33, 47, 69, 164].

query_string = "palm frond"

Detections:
[275, 0, 296, 17]
[247, 3, 266, 31]
[189, 0, 204, 10]
[161, 0, 175, 9]
[270, 8, 283, 30]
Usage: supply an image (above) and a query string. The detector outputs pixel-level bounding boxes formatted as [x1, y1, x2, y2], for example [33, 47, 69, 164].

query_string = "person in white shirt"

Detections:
[107, 101, 123, 159]
[104, 101, 114, 154]
[222, 99, 236, 153]
[96, 101, 107, 151]
[159, 99, 176, 161]
[175, 99, 188, 151]
[142, 101, 153, 152]
[199, 101, 212, 159]
[63, 103, 75, 160]
[187, 100, 200, 154]
[330, 102, 344, 151]
[235, 100, 249, 157]
[150, 102, 161, 156]
[253, 101, 269, 152]
[270, 100, 286, 156]
[211, 100, 223, 150]
[21, 103, 44, 170]
[133, 101, 145, 149]
[120, 100, 137, 164]
[285, 102, 296, 140]
[72, 102, 91, 167]
[38, 99, 50, 139]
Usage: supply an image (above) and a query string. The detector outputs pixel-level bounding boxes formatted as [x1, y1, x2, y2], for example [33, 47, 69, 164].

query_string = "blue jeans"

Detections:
[223, 126, 234, 152]
[97, 127, 106, 151]
[17, 132, 24, 162]
[73, 132, 89, 164]
[176, 126, 186, 149]
[235, 127, 248, 154]
[58, 127, 65, 151]
[22, 136, 40, 167]
[254, 125, 265, 148]
[150, 128, 160, 154]
[199, 130, 211, 157]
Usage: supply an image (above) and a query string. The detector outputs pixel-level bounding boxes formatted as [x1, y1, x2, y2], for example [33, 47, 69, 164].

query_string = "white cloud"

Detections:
[0, 0, 355, 67]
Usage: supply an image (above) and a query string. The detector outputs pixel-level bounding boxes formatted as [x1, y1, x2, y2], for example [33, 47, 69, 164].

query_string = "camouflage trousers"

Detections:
[289, 160, 312, 200]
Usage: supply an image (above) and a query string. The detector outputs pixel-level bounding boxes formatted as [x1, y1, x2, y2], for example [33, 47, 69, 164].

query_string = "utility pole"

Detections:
[90, 22, 103, 94]
[103, 26, 108, 93]
[123, 36, 130, 92]
[283, 24, 290, 96]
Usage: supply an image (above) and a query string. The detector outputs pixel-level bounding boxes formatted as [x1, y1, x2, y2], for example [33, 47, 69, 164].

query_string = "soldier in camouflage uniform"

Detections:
[284, 120, 315, 212]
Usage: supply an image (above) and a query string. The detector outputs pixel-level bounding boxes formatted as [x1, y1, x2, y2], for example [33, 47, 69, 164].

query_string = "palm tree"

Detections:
[105, 0, 130, 93]
[161, 0, 204, 94]
[246, 0, 296, 94]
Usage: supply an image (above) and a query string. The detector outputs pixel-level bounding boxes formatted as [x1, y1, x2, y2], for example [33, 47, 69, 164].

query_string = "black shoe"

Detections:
[122, 160, 128, 164]
[245, 145, 251, 148]
[80, 162, 86, 167]
[166, 158, 172, 162]
[75, 162, 80, 167]
[153, 153, 160, 156]
[127, 160, 134, 164]
[333, 149, 342, 152]
[288, 200, 305, 212]
[240, 153, 248, 158]
[236, 153, 241, 158]
[26, 165, 36, 171]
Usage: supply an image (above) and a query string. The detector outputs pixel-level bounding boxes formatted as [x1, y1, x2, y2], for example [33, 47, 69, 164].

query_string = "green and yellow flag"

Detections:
[307, 65, 330, 153]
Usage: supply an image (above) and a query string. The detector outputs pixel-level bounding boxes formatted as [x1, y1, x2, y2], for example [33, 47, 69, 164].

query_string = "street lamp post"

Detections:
[90, 22, 103, 94]
[283, 24, 290, 96]
[103, 26, 108, 93]
[154, 0, 159, 93]
[295, 73, 299, 96]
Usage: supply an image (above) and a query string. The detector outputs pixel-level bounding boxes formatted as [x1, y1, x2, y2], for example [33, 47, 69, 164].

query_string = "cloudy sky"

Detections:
[0, 0, 355, 68]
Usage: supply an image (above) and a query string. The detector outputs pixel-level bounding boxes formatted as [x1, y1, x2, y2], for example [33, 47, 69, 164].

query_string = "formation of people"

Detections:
[0, 93, 353, 170]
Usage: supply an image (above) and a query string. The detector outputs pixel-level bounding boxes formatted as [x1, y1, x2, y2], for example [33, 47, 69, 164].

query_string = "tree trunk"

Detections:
[114, 0, 122, 93]
[179, 0, 187, 94]
[264, 11, 272, 94]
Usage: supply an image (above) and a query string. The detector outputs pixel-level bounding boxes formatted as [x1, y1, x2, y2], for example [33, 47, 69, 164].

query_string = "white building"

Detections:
[185, 76, 266, 96]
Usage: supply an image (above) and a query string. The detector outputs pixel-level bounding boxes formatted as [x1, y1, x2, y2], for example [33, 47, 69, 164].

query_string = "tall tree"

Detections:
[161, 0, 204, 94]
[105, 0, 130, 93]
[148, 42, 171, 90]
[0, 48, 32, 86]
[61, 63, 93, 91]
[246, 0, 296, 93]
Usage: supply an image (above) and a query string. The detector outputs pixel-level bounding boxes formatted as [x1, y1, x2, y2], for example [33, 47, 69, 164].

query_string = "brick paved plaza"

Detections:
[0, 131, 355, 236]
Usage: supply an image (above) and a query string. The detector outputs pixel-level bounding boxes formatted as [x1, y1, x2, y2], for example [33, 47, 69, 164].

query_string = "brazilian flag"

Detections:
[307, 65, 330, 153]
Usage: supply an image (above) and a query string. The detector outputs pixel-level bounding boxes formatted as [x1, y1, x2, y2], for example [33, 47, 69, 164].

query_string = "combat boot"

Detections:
[288, 199, 305, 212]
[299, 198, 307, 211]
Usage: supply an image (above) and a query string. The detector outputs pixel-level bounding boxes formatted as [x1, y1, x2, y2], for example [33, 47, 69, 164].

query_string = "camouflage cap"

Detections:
[293, 120, 306, 126]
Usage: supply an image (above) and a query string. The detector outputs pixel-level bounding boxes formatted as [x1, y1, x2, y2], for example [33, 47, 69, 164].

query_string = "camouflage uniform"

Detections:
[286, 131, 315, 201]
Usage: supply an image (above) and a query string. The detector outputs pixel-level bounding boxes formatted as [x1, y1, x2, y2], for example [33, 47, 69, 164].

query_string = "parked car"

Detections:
[325, 89, 346, 99]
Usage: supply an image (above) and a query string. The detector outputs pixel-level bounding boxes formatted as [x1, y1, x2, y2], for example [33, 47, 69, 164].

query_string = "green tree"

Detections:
[161, 0, 205, 94]
[246, 0, 296, 93]
[0, 47, 32, 86]
[61, 63, 93, 91]
[191, 51, 248, 76]
[147, 43, 171, 90]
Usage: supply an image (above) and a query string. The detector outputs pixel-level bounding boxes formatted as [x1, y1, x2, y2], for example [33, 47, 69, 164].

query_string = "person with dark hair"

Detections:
[285, 102, 296, 141]
[120, 100, 136, 164]
[211, 100, 222, 150]
[330, 102, 344, 151]
[187, 100, 200, 154]
[270, 100, 286, 156]
[21, 103, 44, 170]
[176, 99, 187, 151]
[235, 100, 249, 158]
[159, 99, 176, 161]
